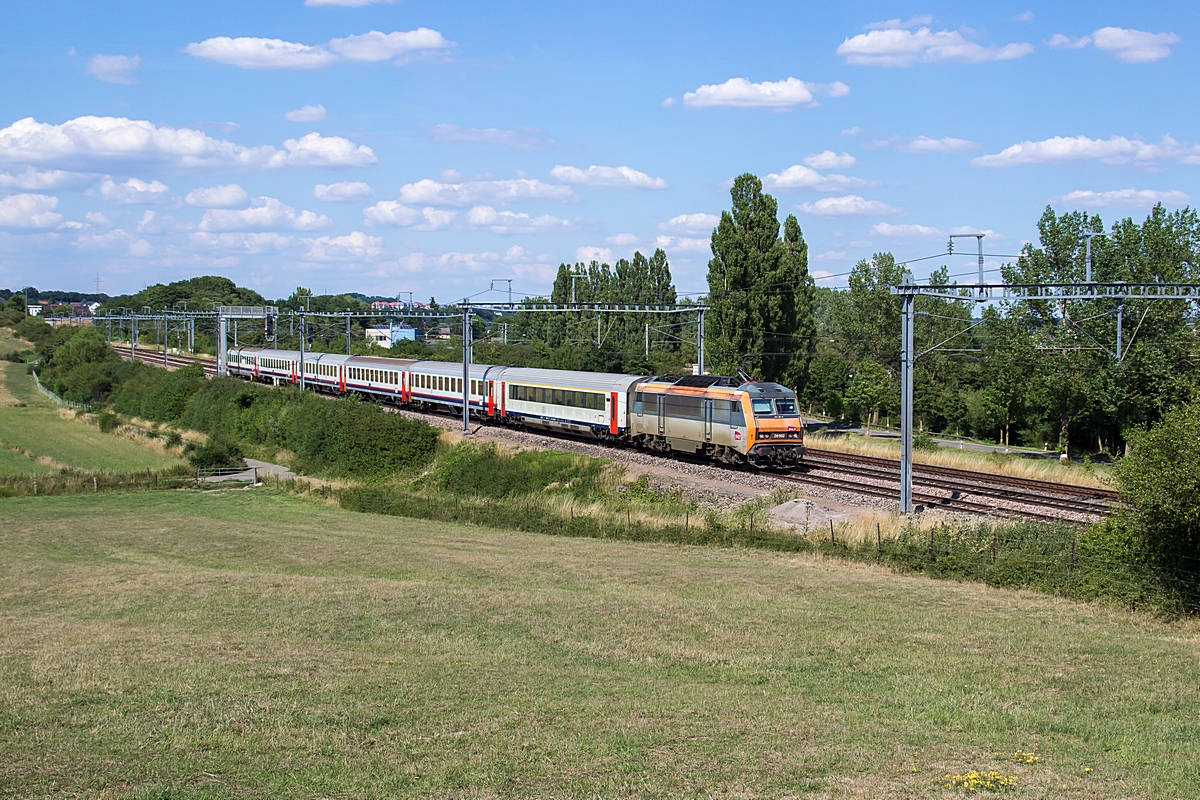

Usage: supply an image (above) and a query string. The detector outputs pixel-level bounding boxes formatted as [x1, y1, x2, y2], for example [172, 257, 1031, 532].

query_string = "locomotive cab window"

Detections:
[751, 399, 775, 417]
[774, 398, 798, 416]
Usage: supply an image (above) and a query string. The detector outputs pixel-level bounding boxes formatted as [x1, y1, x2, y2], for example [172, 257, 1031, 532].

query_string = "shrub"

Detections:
[97, 412, 119, 433]
[430, 441, 607, 499]
[187, 435, 244, 469]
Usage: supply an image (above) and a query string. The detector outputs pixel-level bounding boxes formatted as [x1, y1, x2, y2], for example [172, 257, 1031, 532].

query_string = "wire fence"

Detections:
[30, 370, 92, 411]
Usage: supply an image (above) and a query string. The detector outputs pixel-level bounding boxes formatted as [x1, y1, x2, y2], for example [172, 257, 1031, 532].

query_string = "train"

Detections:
[225, 346, 805, 468]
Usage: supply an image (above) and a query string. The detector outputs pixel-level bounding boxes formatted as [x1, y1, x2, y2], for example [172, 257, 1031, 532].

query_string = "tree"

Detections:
[844, 359, 895, 435]
[706, 174, 816, 387]
[1117, 399, 1200, 572]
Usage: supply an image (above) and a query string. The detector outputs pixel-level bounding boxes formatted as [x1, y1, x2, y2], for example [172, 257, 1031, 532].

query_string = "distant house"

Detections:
[366, 323, 423, 348]
[428, 326, 452, 340]
[370, 300, 407, 311]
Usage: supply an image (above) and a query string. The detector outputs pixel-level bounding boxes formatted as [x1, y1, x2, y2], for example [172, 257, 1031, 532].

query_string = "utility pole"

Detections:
[345, 311, 352, 355]
[645, 322, 649, 358]
[461, 301, 472, 433]
[898, 273, 915, 513]
[1084, 232, 1107, 283]
[697, 308, 706, 375]
[299, 311, 306, 390]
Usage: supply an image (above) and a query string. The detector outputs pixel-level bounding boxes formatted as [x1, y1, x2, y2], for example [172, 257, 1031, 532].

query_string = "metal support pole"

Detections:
[502, 321, 508, 345]
[899, 289, 915, 514]
[233, 319, 238, 347]
[216, 314, 227, 376]
[1116, 300, 1124, 363]
[188, 317, 194, 353]
[976, 234, 984, 289]
[697, 309, 705, 376]
[299, 312, 306, 390]
[163, 315, 168, 368]
[462, 303, 471, 433]
[131, 316, 137, 360]
[345, 312, 351, 355]
[1086, 235, 1093, 283]
[597, 315, 601, 347]
[645, 322, 649, 358]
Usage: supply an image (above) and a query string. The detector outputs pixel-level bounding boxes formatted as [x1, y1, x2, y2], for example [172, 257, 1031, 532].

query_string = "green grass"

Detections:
[0, 362, 184, 475]
[1, 490, 1197, 798]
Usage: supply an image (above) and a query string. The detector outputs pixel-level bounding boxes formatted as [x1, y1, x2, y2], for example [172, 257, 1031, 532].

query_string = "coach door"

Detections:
[657, 395, 665, 435]
[703, 398, 713, 442]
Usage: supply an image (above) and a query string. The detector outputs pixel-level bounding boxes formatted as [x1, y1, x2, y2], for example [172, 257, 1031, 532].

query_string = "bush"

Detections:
[187, 435, 244, 469]
[97, 412, 119, 433]
[913, 430, 938, 450]
[429, 441, 607, 499]
[1116, 399, 1200, 574]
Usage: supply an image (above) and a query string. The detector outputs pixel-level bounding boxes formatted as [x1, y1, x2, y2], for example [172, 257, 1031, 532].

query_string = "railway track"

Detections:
[795, 448, 1115, 521]
[113, 344, 1114, 521]
[114, 346, 217, 376]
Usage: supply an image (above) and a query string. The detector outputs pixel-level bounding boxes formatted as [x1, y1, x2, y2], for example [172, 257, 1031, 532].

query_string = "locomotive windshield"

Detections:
[752, 397, 800, 417]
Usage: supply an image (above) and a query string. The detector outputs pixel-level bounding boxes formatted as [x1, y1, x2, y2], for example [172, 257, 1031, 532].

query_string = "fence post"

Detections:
[685, 510, 688, 531]
[93, 476, 98, 493]
[992, 529, 997, 565]
[829, 519, 834, 544]
[876, 522, 881, 554]
[929, 529, 935, 565]
[33, 479, 36, 496]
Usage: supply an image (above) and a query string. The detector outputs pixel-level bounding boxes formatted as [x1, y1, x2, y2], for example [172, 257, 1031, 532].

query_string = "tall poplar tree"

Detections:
[706, 173, 816, 389]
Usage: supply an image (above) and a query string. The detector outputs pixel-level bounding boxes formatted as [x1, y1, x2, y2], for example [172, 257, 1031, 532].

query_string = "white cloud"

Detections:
[397, 177, 574, 206]
[71, 226, 152, 255]
[0, 194, 62, 230]
[184, 28, 448, 69]
[682, 77, 849, 109]
[466, 205, 569, 234]
[185, 183, 249, 208]
[184, 37, 338, 69]
[304, 231, 383, 260]
[1047, 28, 1180, 63]
[658, 212, 719, 233]
[838, 26, 1034, 67]
[900, 135, 979, 153]
[362, 201, 455, 230]
[190, 231, 295, 254]
[99, 178, 171, 204]
[0, 116, 376, 171]
[283, 132, 376, 166]
[328, 29, 449, 61]
[761, 164, 868, 192]
[840, 126, 861, 137]
[812, 250, 847, 261]
[136, 210, 160, 233]
[305, 0, 394, 5]
[803, 150, 856, 169]
[576, 246, 613, 264]
[1058, 188, 1190, 208]
[314, 181, 372, 202]
[550, 164, 666, 189]
[0, 168, 92, 190]
[866, 15, 933, 30]
[1013, 11, 1034, 22]
[972, 134, 1198, 167]
[429, 124, 555, 150]
[198, 196, 332, 231]
[606, 233, 638, 246]
[1048, 34, 1092, 49]
[652, 235, 710, 252]
[870, 222, 946, 238]
[798, 195, 901, 216]
[1092, 27, 1180, 63]
[86, 54, 140, 84]
[868, 135, 979, 153]
[285, 104, 327, 122]
[661, 97, 677, 108]
[85, 211, 112, 228]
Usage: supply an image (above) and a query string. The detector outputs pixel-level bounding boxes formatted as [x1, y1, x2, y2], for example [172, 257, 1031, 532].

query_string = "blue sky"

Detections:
[0, 1, 1196, 302]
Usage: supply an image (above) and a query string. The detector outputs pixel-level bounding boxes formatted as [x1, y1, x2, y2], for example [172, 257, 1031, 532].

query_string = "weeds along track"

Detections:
[112, 344, 1116, 522]
[797, 448, 1116, 522]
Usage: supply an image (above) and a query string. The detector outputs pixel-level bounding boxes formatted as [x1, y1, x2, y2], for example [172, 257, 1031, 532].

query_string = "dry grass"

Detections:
[806, 431, 1114, 489]
[1, 490, 1197, 799]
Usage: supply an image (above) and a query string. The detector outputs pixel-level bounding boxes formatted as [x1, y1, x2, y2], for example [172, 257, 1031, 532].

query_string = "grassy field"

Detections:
[0, 362, 184, 476]
[1, 490, 1196, 799]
